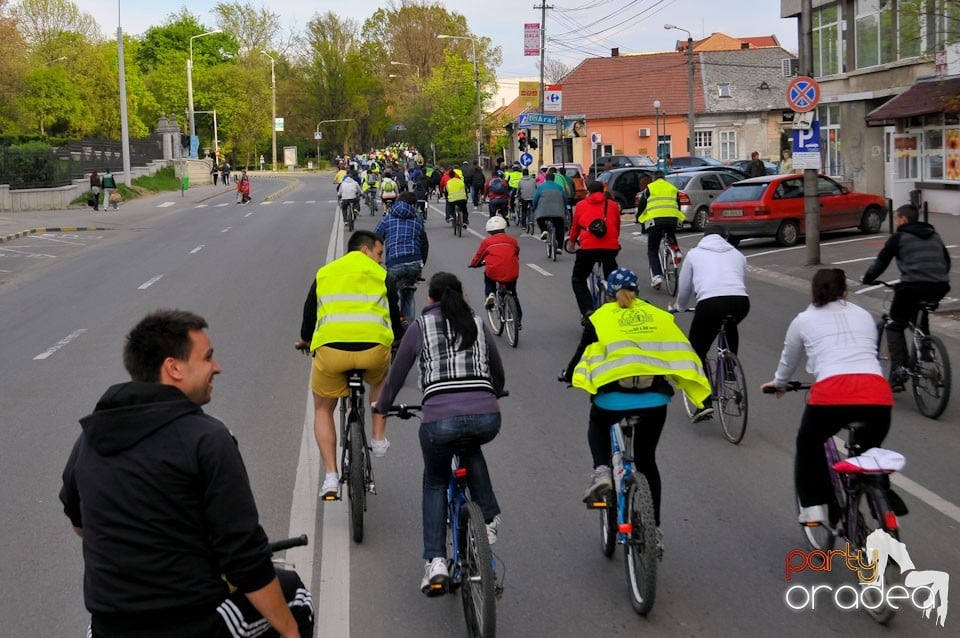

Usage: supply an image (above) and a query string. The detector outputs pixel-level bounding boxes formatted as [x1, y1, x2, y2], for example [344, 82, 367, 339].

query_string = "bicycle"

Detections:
[364, 189, 377, 216]
[326, 369, 377, 543]
[657, 231, 682, 297]
[764, 382, 906, 625]
[587, 261, 606, 311]
[874, 281, 951, 419]
[341, 199, 359, 232]
[584, 415, 659, 616]
[678, 314, 748, 444]
[384, 404, 505, 637]
[417, 198, 428, 220]
[544, 219, 559, 261]
[452, 204, 464, 238]
[485, 281, 520, 348]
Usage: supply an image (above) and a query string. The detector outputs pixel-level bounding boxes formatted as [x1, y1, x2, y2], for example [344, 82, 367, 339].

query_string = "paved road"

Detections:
[1, 175, 957, 636]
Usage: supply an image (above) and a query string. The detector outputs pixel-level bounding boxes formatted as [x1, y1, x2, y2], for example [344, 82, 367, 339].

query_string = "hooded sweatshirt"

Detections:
[59, 382, 275, 623]
[676, 233, 748, 310]
[375, 200, 429, 267]
[863, 221, 951, 284]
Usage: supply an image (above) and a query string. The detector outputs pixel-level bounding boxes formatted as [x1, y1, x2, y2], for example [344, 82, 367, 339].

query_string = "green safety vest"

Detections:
[311, 251, 393, 351]
[637, 179, 684, 224]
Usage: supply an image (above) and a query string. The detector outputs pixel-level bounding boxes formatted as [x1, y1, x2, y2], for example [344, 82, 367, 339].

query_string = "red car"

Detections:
[708, 174, 885, 246]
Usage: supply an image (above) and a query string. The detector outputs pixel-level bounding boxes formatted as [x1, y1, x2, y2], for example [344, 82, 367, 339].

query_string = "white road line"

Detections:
[34, 235, 84, 245]
[157, 201, 176, 208]
[195, 204, 208, 208]
[306, 200, 317, 204]
[856, 279, 899, 294]
[261, 201, 274, 206]
[221, 227, 232, 233]
[190, 245, 205, 254]
[528, 263, 554, 276]
[467, 227, 484, 239]
[0, 247, 55, 257]
[216, 203, 230, 207]
[832, 256, 875, 264]
[137, 275, 164, 290]
[745, 235, 880, 259]
[284, 201, 296, 205]
[33, 328, 87, 360]
[244, 211, 253, 217]
[286, 394, 320, 591]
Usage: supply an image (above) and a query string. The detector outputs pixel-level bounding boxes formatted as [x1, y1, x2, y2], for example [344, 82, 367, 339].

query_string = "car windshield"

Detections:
[715, 182, 769, 202]
[666, 175, 692, 189]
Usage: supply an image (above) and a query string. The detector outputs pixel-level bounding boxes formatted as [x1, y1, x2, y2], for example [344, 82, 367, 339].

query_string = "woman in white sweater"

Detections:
[672, 225, 749, 421]
[761, 268, 893, 525]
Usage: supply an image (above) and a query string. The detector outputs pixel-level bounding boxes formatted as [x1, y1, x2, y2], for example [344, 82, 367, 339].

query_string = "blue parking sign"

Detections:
[793, 121, 821, 153]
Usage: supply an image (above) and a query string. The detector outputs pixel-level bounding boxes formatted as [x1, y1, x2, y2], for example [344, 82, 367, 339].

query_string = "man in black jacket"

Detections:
[60, 309, 313, 637]
[863, 204, 951, 390]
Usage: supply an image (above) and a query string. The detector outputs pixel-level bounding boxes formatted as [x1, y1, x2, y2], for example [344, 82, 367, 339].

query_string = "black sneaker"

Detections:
[886, 488, 909, 516]
[692, 407, 714, 423]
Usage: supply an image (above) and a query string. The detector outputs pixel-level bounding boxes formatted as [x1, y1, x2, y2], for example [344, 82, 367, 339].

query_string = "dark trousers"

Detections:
[91, 568, 314, 638]
[519, 199, 533, 226]
[571, 248, 619, 315]
[688, 296, 751, 364]
[588, 403, 667, 526]
[489, 199, 508, 217]
[484, 276, 522, 320]
[536, 216, 566, 252]
[886, 281, 950, 370]
[446, 199, 468, 224]
[795, 404, 890, 512]
[645, 218, 679, 278]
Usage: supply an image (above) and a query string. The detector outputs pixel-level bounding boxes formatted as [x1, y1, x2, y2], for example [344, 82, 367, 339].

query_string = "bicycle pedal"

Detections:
[585, 500, 607, 510]
[321, 493, 341, 502]
[367, 483, 377, 495]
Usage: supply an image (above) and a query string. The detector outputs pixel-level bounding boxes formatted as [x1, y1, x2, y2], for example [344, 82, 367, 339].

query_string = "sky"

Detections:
[75, 0, 798, 77]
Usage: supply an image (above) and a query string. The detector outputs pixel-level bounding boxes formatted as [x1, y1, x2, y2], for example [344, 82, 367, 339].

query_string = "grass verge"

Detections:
[71, 166, 181, 207]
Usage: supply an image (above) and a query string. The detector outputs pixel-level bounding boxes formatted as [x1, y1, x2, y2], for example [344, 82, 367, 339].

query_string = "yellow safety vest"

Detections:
[507, 170, 523, 189]
[446, 177, 467, 202]
[334, 169, 347, 185]
[637, 179, 684, 224]
[573, 299, 711, 407]
[311, 251, 393, 351]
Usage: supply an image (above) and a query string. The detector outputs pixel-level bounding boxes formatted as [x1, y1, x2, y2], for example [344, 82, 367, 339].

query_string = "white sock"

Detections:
[325, 472, 338, 482]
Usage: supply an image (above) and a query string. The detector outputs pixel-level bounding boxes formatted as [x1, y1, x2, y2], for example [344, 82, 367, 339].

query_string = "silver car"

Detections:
[665, 170, 741, 231]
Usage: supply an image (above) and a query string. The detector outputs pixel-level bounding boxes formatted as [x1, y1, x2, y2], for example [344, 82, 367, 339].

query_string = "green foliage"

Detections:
[131, 165, 180, 191]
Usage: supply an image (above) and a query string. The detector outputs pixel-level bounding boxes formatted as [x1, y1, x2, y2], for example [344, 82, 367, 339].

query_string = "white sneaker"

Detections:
[370, 438, 390, 458]
[798, 504, 829, 525]
[582, 465, 613, 503]
[320, 473, 339, 500]
[486, 515, 501, 545]
[539, 231, 549, 241]
[420, 557, 449, 596]
[651, 275, 664, 289]
[485, 293, 496, 309]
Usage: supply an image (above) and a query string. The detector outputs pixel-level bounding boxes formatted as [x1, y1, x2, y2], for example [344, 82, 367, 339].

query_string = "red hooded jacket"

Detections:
[569, 191, 621, 250]
[470, 233, 520, 282]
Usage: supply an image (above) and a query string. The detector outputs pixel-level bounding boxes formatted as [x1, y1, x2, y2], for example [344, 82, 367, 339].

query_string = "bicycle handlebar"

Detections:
[382, 391, 510, 419]
[762, 381, 810, 394]
[269, 534, 308, 553]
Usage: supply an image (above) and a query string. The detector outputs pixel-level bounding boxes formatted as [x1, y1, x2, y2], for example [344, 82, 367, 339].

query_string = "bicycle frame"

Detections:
[609, 421, 637, 543]
[339, 372, 375, 497]
[588, 262, 605, 310]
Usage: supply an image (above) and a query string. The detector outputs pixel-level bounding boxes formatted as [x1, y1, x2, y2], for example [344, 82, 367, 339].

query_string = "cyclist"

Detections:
[375, 192, 429, 323]
[485, 170, 510, 218]
[469, 215, 523, 327]
[444, 168, 469, 226]
[760, 268, 894, 525]
[636, 171, 684, 290]
[568, 179, 621, 321]
[469, 162, 486, 209]
[379, 170, 399, 214]
[861, 204, 951, 391]
[61, 309, 313, 637]
[561, 268, 710, 540]
[517, 168, 538, 230]
[295, 230, 404, 499]
[374, 272, 505, 595]
[338, 170, 362, 225]
[670, 224, 749, 422]
[533, 169, 567, 250]
[505, 163, 523, 214]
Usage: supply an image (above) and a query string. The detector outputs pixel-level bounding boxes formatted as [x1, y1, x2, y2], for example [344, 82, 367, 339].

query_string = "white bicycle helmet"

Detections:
[485, 216, 507, 232]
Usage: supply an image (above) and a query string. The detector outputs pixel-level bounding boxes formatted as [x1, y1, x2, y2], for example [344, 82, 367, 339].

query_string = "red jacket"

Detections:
[470, 233, 520, 282]
[569, 192, 621, 250]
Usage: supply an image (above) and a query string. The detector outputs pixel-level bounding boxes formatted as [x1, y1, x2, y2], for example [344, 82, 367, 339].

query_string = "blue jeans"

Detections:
[387, 261, 422, 322]
[419, 412, 501, 559]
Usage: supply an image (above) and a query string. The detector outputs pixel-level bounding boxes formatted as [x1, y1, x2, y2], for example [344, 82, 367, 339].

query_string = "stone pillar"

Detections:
[157, 115, 173, 160]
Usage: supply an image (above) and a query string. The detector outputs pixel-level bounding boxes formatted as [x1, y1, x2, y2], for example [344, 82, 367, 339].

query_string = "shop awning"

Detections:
[865, 77, 960, 126]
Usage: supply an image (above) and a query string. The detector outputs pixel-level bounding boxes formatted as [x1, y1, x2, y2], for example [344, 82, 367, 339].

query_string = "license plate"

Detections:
[721, 209, 744, 217]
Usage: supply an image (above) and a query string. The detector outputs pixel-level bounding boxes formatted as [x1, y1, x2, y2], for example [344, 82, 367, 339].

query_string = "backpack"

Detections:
[366, 172, 378, 186]
[489, 177, 507, 195]
[381, 179, 395, 193]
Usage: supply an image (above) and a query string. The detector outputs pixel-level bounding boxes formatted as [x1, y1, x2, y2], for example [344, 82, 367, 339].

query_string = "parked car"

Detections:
[726, 159, 780, 175]
[598, 167, 658, 213]
[547, 163, 587, 201]
[587, 154, 655, 179]
[665, 170, 741, 231]
[708, 174, 886, 247]
[669, 165, 748, 181]
[669, 156, 725, 169]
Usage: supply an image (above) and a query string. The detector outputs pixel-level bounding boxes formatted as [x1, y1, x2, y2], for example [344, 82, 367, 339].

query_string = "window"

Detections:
[856, 0, 895, 68]
[812, 3, 842, 76]
[818, 104, 843, 177]
[924, 121, 944, 180]
[657, 135, 672, 161]
[893, 134, 920, 181]
[694, 131, 713, 158]
[700, 174, 723, 190]
[719, 130, 737, 161]
[601, 144, 614, 155]
[717, 83, 731, 98]
[905, 112, 960, 183]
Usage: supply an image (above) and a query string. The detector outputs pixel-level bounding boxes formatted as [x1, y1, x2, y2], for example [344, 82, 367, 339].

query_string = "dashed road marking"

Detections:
[195, 204, 208, 208]
[33, 329, 87, 360]
[190, 245, 205, 254]
[216, 203, 230, 207]
[138, 275, 164, 290]
[221, 227, 232, 233]
[157, 201, 176, 208]
[528, 264, 553, 277]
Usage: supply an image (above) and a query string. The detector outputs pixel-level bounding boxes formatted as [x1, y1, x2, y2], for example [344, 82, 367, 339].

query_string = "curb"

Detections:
[0, 226, 112, 244]
[264, 178, 301, 202]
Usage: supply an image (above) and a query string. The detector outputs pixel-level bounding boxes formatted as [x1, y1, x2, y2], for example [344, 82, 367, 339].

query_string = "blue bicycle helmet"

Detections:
[606, 268, 639, 294]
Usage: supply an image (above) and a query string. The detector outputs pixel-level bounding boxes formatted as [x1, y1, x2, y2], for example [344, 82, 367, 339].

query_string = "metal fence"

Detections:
[0, 137, 165, 190]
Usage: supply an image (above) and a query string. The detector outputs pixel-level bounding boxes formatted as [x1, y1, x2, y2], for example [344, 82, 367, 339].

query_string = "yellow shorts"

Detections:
[311, 345, 392, 398]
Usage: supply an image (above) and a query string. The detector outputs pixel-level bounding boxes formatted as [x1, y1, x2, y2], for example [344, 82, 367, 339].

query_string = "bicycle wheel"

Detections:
[502, 294, 519, 347]
[876, 320, 891, 376]
[911, 335, 951, 419]
[486, 296, 504, 336]
[551, 235, 558, 262]
[796, 494, 836, 551]
[623, 474, 658, 616]
[459, 501, 496, 638]
[717, 353, 748, 444]
[682, 360, 712, 419]
[660, 244, 678, 296]
[454, 212, 463, 238]
[854, 491, 900, 625]
[347, 417, 366, 543]
[600, 492, 617, 558]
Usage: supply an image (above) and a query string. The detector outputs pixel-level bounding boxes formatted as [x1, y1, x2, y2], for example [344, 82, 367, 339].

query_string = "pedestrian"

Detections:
[780, 149, 795, 174]
[89, 170, 101, 211]
[470, 161, 486, 209]
[101, 168, 118, 210]
[260, 154, 266, 171]
[60, 308, 314, 637]
[746, 151, 766, 178]
[210, 162, 219, 186]
[237, 170, 251, 204]
[222, 161, 231, 186]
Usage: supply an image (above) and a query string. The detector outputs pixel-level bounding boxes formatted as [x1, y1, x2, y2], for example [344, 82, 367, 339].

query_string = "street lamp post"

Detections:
[438, 34, 482, 165]
[187, 29, 222, 159]
[653, 99, 661, 170]
[389, 61, 420, 79]
[261, 51, 276, 171]
[315, 119, 354, 167]
[665, 24, 695, 155]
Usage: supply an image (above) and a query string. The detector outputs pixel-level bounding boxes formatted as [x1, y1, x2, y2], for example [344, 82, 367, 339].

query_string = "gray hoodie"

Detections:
[676, 233, 747, 310]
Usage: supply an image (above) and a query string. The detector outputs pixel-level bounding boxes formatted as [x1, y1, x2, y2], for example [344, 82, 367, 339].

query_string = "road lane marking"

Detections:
[856, 279, 899, 294]
[0, 247, 55, 257]
[137, 275, 164, 290]
[35, 234, 84, 245]
[287, 394, 320, 592]
[528, 264, 554, 276]
[306, 200, 316, 204]
[157, 201, 175, 208]
[195, 204, 208, 208]
[284, 201, 296, 205]
[261, 201, 273, 206]
[244, 211, 254, 217]
[745, 235, 879, 259]
[217, 203, 230, 207]
[221, 227, 232, 233]
[33, 329, 87, 360]
[832, 256, 875, 264]
[190, 245, 205, 254]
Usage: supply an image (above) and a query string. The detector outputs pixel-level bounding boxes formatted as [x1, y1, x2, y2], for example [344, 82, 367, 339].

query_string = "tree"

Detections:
[20, 66, 79, 134]
[542, 58, 571, 84]
[212, 1, 283, 57]
[12, 0, 99, 51]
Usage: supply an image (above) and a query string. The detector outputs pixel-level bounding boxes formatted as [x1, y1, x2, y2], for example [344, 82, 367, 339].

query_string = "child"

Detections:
[237, 170, 251, 204]
[469, 215, 523, 328]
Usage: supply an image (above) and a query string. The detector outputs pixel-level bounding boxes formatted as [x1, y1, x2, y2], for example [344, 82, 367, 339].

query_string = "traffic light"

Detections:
[518, 131, 527, 151]
[529, 136, 538, 150]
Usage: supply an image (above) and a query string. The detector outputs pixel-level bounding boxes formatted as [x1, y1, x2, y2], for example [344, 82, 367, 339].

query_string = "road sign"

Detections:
[793, 120, 822, 170]
[544, 84, 562, 112]
[519, 113, 557, 128]
[786, 76, 820, 113]
[590, 132, 602, 145]
[274, 117, 284, 132]
[314, 131, 322, 140]
[519, 152, 533, 167]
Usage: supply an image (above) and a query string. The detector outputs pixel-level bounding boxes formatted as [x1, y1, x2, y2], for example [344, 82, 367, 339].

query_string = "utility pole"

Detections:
[801, 0, 820, 265]
[535, 3, 551, 167]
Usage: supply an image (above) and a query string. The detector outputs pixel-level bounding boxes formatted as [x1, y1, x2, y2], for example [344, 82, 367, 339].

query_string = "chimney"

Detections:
[611, 47, 619, 57]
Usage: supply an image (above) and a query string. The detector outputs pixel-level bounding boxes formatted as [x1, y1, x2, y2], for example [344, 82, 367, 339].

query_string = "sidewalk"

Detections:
[0, 175, 300, 243]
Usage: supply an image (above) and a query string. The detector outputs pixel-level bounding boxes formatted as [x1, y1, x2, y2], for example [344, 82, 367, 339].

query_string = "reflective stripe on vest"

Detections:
[638, 179, 684, 224]
[312, 252, 393, 350]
